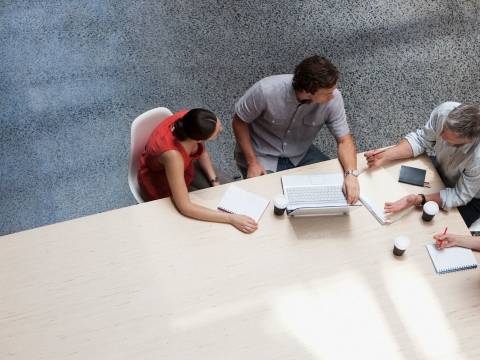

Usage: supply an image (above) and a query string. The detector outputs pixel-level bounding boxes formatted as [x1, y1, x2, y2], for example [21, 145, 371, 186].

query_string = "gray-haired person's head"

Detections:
[445, 104, 480, 140]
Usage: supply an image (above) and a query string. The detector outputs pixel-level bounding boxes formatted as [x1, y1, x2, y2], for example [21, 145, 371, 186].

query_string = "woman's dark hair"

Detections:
[172, 108, 218, 141]
[292, 55, 339, 94]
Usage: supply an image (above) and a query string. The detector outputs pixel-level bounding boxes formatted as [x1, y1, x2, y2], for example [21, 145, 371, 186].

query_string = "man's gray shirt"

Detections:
[404, 101, 480, 209]
[234, 74, 350, 172]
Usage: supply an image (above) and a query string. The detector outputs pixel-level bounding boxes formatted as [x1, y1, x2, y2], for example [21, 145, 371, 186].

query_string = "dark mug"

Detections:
[422, 201, 439, 222]
[393, 236, 410, 256]
[273, 194, 288, 216]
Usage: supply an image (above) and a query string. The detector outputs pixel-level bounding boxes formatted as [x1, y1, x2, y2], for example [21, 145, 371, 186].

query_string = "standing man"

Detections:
[232, 55, 360, 204]
[366, 102, 480, 228]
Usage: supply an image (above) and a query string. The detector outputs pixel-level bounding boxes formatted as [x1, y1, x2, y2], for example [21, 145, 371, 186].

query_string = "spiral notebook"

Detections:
[426, 244, 478, 274]
[217, 185, 270, 222]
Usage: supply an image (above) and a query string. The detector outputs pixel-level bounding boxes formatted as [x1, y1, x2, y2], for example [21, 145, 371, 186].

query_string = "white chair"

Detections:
[128, 107, 173, 203]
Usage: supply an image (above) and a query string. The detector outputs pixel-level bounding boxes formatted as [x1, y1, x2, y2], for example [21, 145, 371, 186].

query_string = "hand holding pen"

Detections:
[434, 227, 450, 249]
[364, 148, 390, 168]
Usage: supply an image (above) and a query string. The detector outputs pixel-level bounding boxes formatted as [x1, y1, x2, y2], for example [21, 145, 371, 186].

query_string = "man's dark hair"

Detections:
[173, 108, 217, 141]
[292, 56, 339, 94]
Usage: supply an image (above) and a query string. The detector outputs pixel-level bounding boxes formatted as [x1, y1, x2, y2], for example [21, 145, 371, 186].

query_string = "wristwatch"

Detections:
[344, 169, 360, 177]
[209, 176, 219, 185]
[418, 193, 426, 206]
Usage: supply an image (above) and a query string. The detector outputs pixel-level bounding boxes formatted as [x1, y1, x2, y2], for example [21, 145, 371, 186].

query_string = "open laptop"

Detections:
[281, 173, 350, 217]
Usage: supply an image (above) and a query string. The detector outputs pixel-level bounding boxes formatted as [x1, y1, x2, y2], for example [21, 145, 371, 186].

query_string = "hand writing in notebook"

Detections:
[434, 232, 480, 251]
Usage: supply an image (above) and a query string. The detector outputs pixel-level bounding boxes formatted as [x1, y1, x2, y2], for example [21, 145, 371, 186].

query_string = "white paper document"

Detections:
[217, 185, 270, 222]
[426, 244, 478, 274]
[358, 167, 412, 224]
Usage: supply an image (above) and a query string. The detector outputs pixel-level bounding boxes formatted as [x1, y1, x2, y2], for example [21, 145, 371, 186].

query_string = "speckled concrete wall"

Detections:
[1, 1, 479, 234]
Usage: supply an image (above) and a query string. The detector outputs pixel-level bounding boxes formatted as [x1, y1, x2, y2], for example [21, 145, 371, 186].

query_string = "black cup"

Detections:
[273, 194, 288, 216]
[393, 236, 410, 256]
[393, 245, 406, 256]
[422, 212, 434, 222]
[422, 201, 439, 222]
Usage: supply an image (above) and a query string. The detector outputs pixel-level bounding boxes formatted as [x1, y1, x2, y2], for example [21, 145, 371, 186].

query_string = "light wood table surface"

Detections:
[1, 154, 479, 360]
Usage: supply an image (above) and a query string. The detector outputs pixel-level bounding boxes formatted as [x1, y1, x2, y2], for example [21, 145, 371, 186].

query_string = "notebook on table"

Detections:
[426, 244, 478, 274]
[217, 185, 270, 222]
[399, 165, 427, 187]
[358, 167, 413, 225]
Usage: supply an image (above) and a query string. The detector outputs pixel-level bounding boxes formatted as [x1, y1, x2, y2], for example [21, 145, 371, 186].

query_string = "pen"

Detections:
[367, 146, 394, 158]
[438, 227, 448, 248]
[369, 148, 387, 158]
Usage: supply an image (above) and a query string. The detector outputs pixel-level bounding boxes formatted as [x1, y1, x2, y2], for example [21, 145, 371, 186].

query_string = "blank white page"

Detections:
[359, 167, 412, 224]
[217, 186, 270, 223]
[426, 244, 478, 274]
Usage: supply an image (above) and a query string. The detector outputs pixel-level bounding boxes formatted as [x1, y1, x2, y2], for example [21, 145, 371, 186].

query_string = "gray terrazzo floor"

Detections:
[1, 1, 479, 235]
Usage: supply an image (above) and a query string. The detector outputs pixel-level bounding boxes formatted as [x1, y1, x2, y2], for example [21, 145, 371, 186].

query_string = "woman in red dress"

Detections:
[138, 108, 257, 233]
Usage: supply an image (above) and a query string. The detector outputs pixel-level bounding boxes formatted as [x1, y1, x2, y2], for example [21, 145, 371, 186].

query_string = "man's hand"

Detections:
[364, 149, 388, 169]
[343, 175, 360, 204]
[247, 161, 267, 178]
[384, 194, 419, 214]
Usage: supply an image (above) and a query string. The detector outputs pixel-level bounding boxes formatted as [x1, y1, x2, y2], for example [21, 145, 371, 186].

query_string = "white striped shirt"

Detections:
[405, 102, 480, 209]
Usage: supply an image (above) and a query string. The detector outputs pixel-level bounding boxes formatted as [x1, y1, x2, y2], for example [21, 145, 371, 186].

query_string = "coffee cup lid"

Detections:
[274, 194, 288, 207]
[394, 236, 410, 250]
[423, 201, 439, 215]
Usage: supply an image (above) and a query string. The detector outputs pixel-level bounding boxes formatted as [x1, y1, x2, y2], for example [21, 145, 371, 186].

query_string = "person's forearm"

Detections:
[382, 139, 414, 162]
[457, 236, 480, 251]
[232, 115, 258, 164]
[408, 192, 442, 207]
[175, 199, 231, 224]
[425, 192, 442, 207]
[337, 135, 357, 171]
[198, 150, 216, 180]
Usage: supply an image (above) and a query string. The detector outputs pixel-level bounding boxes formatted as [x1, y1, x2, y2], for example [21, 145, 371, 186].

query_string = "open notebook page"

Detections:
[358, 167, 413, 224]
[426, 244, 478, 274]
[217, 185, 270, 223]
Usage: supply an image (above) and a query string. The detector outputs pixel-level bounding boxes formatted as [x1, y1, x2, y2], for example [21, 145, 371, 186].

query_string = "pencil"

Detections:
[443, 227, 448, 235]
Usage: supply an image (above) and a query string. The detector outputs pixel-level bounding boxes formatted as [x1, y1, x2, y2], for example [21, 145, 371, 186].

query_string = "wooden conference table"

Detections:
[1, 154, 479, 360]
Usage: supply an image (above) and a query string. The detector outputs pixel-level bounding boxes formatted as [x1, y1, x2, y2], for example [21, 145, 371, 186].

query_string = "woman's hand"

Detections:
[434, 233, 462, 249]
[229, 214, 258, 233]
[384, 194, 419, 214]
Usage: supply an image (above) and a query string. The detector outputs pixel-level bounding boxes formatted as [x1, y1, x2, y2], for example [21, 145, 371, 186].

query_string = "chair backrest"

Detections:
[128, 107, 173, 203]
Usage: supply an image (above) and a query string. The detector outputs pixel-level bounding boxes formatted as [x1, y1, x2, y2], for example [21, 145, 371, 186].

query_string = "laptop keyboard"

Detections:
[286, 186, 347, 205]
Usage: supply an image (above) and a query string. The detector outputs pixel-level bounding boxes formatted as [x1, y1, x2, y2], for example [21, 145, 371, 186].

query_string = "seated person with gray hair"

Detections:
[365, 102, 480, 228]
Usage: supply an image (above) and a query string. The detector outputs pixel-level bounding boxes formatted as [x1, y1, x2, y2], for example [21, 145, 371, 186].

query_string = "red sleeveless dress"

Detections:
[137, 111, 204, 201]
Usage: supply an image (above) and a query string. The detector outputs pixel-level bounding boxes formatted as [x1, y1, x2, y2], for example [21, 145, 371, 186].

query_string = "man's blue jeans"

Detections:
[238, 145, 329, 178]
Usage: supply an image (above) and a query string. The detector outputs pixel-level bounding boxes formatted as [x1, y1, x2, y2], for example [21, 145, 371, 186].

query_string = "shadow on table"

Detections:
[288, 209, 360, 241]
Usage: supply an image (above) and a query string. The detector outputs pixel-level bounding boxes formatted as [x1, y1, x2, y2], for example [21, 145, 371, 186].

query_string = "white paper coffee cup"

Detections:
[393, 236, 410, 256]
[422, 201, 439, 221]
[273, 194, 288, 215]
